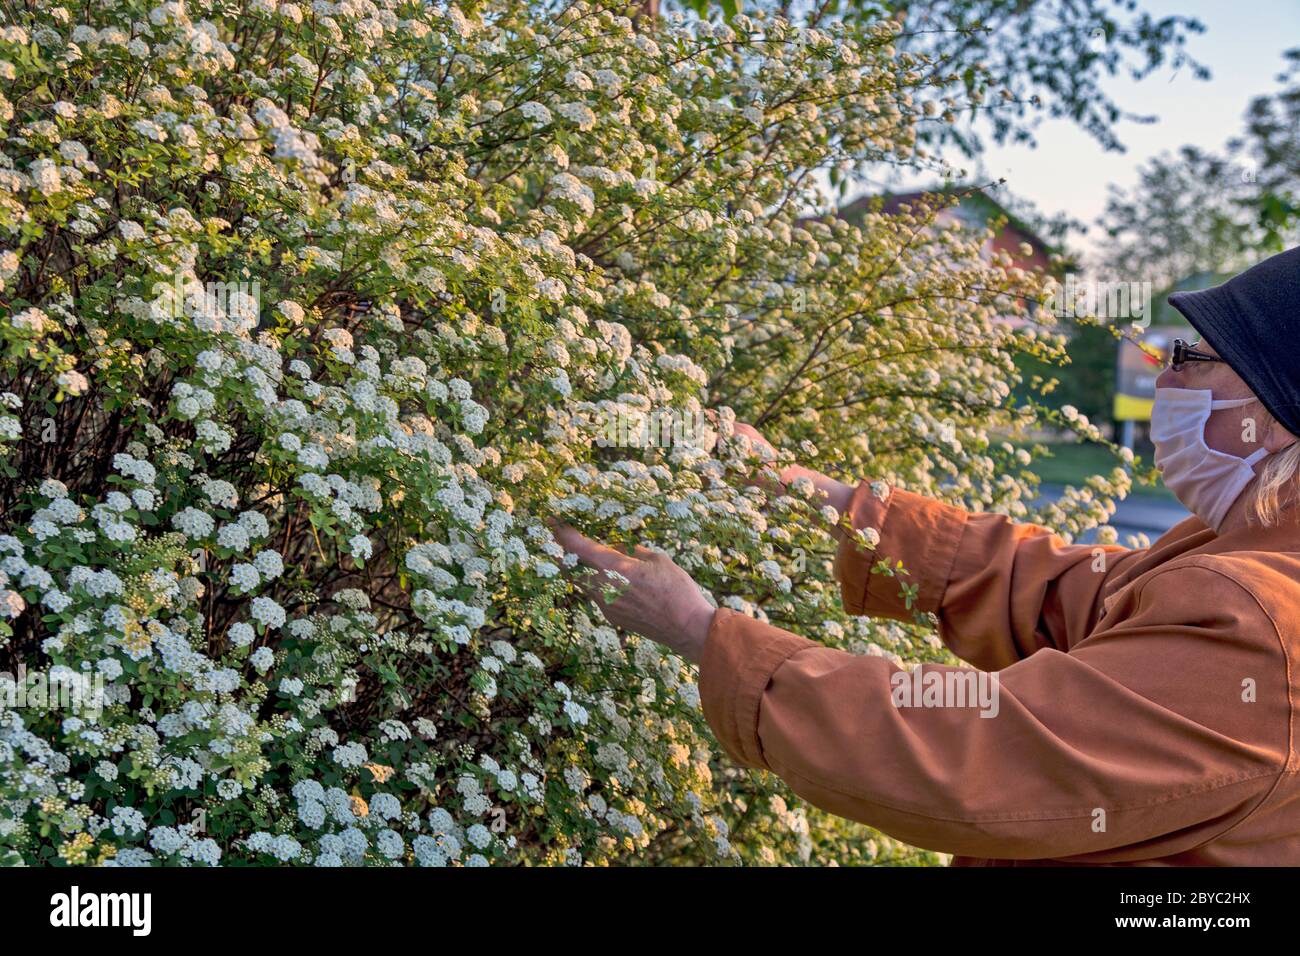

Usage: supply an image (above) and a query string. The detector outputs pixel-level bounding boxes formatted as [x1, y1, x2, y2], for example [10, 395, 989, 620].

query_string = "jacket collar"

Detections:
[1101, 487, 1300, 604]
[1214, 472, 1300, 545]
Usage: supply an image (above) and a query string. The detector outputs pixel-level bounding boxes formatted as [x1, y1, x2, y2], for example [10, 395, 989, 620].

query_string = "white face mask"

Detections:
[1150, 387, 1269, 531]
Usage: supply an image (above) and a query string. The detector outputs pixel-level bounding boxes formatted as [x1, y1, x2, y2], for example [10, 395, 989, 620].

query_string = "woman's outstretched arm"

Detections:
[732, 422, 1149, 668]
[697, 563, 1287, 860]
[549, 522, 1287, 861]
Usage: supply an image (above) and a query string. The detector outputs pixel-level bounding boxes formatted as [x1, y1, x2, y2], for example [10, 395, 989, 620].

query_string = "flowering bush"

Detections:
[0, 0, 1132, 866]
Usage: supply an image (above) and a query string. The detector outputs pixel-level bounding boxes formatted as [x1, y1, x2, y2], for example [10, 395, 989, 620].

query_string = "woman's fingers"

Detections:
[547, 518, 712, 661]
[733, 421, 771, 449]
[575, 569, 626, 610]
[548, 520, 637, 577]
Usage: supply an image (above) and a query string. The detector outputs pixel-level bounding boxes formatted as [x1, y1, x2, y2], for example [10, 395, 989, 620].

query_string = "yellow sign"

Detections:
[1114, 326, 1183, 422]
[1112, 393, 1154, 421]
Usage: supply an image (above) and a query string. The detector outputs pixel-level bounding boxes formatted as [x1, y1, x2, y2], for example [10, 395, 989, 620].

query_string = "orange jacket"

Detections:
[699, 481, 1300, 865]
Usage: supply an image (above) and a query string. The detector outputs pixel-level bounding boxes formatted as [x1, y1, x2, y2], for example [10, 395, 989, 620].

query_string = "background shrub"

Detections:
[0, 0, 1125, 866]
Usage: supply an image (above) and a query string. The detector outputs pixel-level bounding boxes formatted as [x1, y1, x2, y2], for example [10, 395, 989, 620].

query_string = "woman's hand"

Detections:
[732, 420, 778, 458]
[732, 421, 857, 534]
[732, 421, 793, 489]
[549, 522, 716, 664]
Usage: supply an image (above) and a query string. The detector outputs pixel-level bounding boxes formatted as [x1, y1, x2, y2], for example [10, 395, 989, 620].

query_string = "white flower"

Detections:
[249, 646, 274, 673]
[28, 158, 62, 195]
[0, 589, 24, 618]
[253, 550, 284, 579]
[251, 597, 286, 629]
[555, 103, 596, 130]
[217, 524, 251, 553]
[172, 508, 215, 540]
[520, 101, 551, 125]
[277, 300, 305, 325]
[202, 479, 238, 509]
[230, 563, 260, 591]
[56, 370, 89, 395]
[332, 741, 368, 769]
[348, 535, 372, 560]
[228, 622, 255, 648]
[11, 308, 51, 335]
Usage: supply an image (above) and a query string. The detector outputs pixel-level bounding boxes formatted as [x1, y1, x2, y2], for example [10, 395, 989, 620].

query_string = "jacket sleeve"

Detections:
[833, 480, 1151, 669]
[700, 561, 1290, 861]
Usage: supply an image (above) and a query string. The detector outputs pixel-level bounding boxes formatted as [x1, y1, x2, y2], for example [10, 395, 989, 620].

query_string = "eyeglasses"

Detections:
[1168, 338, 1226, 372]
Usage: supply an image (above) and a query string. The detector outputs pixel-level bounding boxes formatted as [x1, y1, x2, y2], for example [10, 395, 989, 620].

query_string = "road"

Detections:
[1037, 484, 1190, 544]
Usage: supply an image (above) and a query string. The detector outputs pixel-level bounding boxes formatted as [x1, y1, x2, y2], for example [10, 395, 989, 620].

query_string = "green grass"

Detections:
[1023, 441, 1177, 501]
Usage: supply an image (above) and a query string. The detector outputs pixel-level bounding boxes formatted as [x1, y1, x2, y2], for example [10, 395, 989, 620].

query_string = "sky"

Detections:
[864, 0, 1300, 265]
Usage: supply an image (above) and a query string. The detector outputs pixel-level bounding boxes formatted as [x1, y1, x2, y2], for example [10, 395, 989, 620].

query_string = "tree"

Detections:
[1240, 47, 1300, 249]
[1096, 146, 1259, 291]
[1097, 47, 1300, 285]
[0, 0, 1118, 867]
[679, 0, 1209, 161]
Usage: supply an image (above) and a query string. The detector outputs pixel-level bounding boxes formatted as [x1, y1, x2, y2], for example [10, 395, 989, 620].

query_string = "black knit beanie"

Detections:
[1168, 246, 1300, 436]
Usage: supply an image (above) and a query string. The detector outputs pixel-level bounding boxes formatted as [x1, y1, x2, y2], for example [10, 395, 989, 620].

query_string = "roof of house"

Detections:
[834, 185, 1059, 272]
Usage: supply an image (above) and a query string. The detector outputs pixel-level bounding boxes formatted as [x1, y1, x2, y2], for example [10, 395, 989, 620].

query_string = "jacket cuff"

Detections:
[833, 480, 891, 614]
[834, 483, 968, 619]
[699, 607, 816, 770]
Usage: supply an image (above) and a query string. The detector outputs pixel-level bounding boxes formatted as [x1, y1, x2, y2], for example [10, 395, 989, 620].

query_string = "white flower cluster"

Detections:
[0, 0, 1114, 870]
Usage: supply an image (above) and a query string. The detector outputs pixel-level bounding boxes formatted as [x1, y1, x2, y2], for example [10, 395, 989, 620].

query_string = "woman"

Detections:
[553, 245, 1300, 865]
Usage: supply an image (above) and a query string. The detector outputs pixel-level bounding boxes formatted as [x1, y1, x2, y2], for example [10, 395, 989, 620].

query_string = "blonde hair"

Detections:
[1252, 439, 1300, 527]
[1242, 394, 1300, 526]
